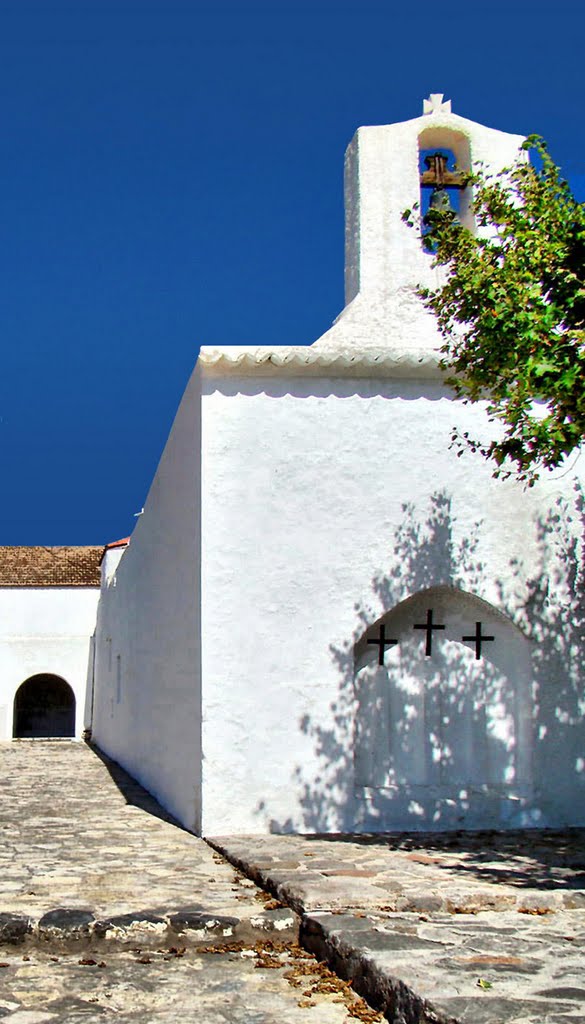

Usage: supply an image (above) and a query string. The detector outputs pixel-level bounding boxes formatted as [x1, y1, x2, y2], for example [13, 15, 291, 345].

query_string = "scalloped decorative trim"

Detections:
[198, 346, 443, 379]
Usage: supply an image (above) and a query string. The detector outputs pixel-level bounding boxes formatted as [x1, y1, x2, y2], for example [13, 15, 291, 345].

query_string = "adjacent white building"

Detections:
[88, 97, 585, 836]
[0, 546, 101, 740]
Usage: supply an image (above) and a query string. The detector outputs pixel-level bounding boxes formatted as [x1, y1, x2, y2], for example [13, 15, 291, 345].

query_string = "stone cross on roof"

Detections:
[423, 93, 452, 115]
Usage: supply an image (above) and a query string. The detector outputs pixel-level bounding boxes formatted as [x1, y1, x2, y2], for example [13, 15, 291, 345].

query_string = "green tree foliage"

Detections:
[404, 137, 585, 484]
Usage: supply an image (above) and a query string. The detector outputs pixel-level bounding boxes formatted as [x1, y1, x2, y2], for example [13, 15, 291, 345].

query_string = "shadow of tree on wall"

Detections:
[497, 483, 585, 824]
[268, 484, 584, 840]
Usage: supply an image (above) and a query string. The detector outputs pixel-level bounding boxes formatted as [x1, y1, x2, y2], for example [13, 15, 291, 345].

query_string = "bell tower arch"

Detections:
[313, 94, 525, 355]
[418, 129, 472, 242]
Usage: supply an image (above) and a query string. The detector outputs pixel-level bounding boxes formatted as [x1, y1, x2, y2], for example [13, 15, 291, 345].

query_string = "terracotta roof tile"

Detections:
[0, 547, 102, 587]
[104, 537, 130, 550]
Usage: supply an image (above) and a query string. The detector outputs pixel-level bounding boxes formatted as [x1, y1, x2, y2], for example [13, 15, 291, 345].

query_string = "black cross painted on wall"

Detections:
[462, 621, 495, 660]
[413, 608, 445, 657]
[367, 624, 398, 666]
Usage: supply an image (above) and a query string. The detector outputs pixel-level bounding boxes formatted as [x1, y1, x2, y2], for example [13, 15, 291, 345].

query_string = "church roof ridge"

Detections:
[198, 345, 443, 379]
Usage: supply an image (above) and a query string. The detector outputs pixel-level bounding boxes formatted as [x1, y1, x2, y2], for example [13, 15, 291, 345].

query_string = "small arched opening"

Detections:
[418, 126, 473, 248]
[13, 674, 76, 738]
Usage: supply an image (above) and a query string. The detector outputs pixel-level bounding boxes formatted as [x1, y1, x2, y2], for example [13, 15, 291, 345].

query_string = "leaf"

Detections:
[477, 978, 493, 990]
[532, 360, 557, 376]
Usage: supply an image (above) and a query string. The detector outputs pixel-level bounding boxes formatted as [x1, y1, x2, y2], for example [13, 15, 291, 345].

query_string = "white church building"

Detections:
[5, 97, 584, 837]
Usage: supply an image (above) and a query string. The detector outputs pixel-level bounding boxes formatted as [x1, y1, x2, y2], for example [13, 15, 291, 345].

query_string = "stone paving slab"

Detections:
[210, 834, 585, 1022]
[208, 832, 585, 914]
[0, 743, 297, 947]
[0, 941, 383, 1023]
[302, 910, 585, 1024]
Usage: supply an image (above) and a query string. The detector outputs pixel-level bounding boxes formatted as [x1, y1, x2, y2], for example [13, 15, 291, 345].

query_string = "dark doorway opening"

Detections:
[13, 674, 76, 738]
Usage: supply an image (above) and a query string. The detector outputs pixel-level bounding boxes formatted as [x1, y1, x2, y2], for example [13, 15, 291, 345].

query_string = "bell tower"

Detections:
[312, 95, 525, 357]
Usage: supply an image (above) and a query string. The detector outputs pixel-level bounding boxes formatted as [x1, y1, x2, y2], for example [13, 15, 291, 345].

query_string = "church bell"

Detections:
[428, 185, 456, 216]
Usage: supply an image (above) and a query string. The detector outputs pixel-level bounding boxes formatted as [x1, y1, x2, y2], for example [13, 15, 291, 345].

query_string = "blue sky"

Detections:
[1, 0, 583, 544]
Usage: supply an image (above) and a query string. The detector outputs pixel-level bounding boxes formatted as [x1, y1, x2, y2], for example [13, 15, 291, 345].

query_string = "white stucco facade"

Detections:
[0, 588, 99, 739]
[91, 98, 584, 835]
[92, 371, 202, 830]
[195, 375, 583, 834]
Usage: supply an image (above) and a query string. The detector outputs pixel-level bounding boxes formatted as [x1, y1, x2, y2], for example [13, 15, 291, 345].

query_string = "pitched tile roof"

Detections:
[0, 547, 102, 587]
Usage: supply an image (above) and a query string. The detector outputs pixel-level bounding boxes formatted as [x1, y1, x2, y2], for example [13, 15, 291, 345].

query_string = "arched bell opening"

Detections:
[13, 674, 76, 739]
[418, 127, 473, 248]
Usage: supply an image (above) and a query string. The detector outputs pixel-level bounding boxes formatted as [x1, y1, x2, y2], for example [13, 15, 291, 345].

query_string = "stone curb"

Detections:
[300, 912, 585, 1024]
[0, 906, 298, 950]
[301, 913, 447, 1024]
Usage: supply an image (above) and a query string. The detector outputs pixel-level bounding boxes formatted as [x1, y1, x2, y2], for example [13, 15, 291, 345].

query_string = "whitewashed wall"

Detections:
[200, 373, 584, 834]
[91, 366, 202, 832]
[0, 588, 99, 739]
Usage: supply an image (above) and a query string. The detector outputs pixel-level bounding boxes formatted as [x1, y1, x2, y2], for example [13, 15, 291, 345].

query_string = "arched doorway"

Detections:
[13, 675, 76, 738]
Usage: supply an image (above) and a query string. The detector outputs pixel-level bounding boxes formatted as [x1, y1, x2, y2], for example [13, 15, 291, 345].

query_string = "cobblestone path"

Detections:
[0, 742, 381, 1023]
[0, 943, 381, 1023]
[0, 742, 295, 942]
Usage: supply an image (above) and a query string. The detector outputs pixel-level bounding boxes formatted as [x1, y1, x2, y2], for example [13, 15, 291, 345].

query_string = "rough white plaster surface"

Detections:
[101, 547, 126, 586]
[91, 102, 584, 836]
[0, 589, 99, 739]
[199, 377, 583, 834]
[91, 367, 203, 832]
